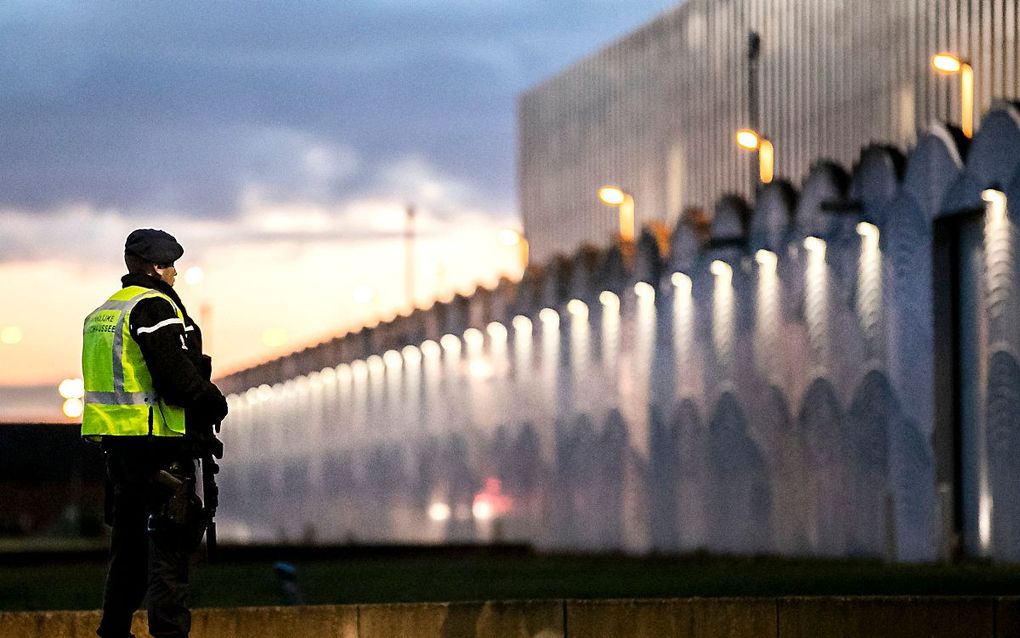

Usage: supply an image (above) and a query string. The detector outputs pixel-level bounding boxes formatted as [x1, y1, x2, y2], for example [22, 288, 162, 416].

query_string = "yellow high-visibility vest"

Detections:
[81, 286, 187, 440]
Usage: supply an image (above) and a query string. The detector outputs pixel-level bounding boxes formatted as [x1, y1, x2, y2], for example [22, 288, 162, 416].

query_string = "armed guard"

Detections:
[82, 228, 227, 638]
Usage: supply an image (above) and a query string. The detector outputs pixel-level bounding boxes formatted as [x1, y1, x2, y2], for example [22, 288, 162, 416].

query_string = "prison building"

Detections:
[519, 0, 1020, 262]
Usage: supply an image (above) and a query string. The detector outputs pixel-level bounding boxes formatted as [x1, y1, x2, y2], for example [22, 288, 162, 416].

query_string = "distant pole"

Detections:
[747, 31, 762, 194]
[200, 303, 213, 352]
[405, 204, 416, 311]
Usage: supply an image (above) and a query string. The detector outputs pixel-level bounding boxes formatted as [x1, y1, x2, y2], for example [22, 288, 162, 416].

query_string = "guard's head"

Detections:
[124, 228, 184, 286]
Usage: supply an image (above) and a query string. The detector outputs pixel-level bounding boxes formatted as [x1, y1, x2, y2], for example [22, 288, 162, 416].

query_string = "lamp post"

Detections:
[735, 128, 774, 185]
[747, 32, 762, 194]
[598, 185, 635, 245]
[405, 204, 416, 311]
[931, 52, 975, 139]
[499, 228, 529, 275]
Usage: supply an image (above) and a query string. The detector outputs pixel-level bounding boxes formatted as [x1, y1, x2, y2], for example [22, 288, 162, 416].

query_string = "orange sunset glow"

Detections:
[0, 202, 521, 422]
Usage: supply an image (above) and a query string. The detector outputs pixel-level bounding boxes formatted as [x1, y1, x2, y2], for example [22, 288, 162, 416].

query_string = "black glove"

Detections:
[196, 355, 227, 423]
[199, 354, 214, 381]
[204, 390, 228, 424]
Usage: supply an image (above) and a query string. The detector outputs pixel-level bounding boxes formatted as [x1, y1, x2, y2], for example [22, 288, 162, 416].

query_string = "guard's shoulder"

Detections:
[132, 294, 180, 323]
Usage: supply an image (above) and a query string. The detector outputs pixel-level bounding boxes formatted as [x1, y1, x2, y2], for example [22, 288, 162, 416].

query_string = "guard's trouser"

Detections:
[97, 445, 193, 638]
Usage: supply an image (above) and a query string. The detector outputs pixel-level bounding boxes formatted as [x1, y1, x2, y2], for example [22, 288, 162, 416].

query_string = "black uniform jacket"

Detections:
[118, 273, 228, 446]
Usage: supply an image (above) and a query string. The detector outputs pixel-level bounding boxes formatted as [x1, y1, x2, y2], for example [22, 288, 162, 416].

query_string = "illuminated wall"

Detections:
[519, 0, 1020, 263]
[218, 106, 1020, 561]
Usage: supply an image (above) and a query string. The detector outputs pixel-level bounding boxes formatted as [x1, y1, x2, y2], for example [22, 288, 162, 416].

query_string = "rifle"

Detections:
[201, 431, 221, 561]
[198, 354, 224, 562]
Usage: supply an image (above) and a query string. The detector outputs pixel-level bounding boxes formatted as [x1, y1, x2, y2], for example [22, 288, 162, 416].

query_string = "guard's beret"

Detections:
[124, 228, 184, 265]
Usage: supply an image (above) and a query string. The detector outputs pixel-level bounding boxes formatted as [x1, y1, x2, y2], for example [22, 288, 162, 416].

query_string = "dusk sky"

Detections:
[0, 1, 678, 421]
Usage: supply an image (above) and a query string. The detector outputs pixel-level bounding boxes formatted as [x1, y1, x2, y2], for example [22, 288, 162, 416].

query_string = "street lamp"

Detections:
[931, 52, 974, 138]
[735, 128, 774, 184]
[499, 228, 530, 272]
[598, 185, 635, 245]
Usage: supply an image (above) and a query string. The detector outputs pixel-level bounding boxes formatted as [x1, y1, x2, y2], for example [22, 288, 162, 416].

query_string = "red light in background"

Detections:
[471, 477, 513, 520]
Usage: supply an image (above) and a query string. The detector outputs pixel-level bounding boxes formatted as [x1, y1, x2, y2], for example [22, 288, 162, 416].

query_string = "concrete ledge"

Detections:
[777, 597, 994, 638]
[2, 597, 1017, 638]
[192, 605, 358, 638]
[997, 597, 1020, 638]
[358, 601, 563, 638]
[566, 598, 776, 638]
[0, 609, 102, 638]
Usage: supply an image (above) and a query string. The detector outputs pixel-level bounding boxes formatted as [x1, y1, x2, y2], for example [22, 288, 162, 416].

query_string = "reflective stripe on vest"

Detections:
[81, 286, 187, 439]
[84, 391, 156, 405]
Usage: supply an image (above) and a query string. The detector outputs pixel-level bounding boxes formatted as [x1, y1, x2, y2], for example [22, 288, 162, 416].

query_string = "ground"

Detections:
[3, 548, 1020, 611]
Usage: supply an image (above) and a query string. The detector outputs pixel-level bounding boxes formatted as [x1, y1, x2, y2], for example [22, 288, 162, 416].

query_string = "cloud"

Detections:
[0, 1, 676, 223]
[231, 127, 361, 203]
[0, 152, 515, 266]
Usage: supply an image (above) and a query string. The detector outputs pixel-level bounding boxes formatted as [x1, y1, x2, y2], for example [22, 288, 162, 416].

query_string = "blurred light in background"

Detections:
[472, 477, 512, 521]
[735, 128, 761, 150]
[366, 354, 384, 376]
[353, 286, 375, 305]
[336, 363, 352, 386]
[855, 222, 879, 239]
[538, 307, 559, 328]
[670, 272, 692, 294]
[755, 249, 778, 269]
[440, 333, 461, 353]
[710, 260, 733, 279]
[463, 327, 484, 350]
[931, 52, 963, 73]
[59, 377, 85, 420]
[401, 344, 422, 365]
[499, 229, 521, 246]
[468, 359, 494, 379]
[62, 398, 84, 419]
[804, 236, 827, 258]
[634, 281, 655, 301]
[183, 266, 204, 286]
[598, 290, 620, 310]
[486, 321, 508, 341]
[420, 339, 441, 360]
[982, 189, 1007, 220]
[350, 360, 368, 382]
[427, 502, 451, 522]
[512, 315, 533, 335]
[58, 377, 85, 400]
[567, 299, 589, 319]
[383, 349, 403, 369]
[257, 383, 273, 402]
[1, 325, 23, 345]
[597, 185, 626, 205]
[261, 328, 289, 348]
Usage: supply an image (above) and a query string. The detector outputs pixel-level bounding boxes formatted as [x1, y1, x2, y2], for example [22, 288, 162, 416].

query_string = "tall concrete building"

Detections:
[519, 0, 1020, 262]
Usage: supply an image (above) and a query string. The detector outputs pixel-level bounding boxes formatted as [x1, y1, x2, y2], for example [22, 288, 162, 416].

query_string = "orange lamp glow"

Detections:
[735, 129, 774, 184]
[930, 52, 974, 138]
[597, 185, 635, 244]
[597, 186, 627, 206]
[735, 129, 761, 151]
[931, 53, 963, 74]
